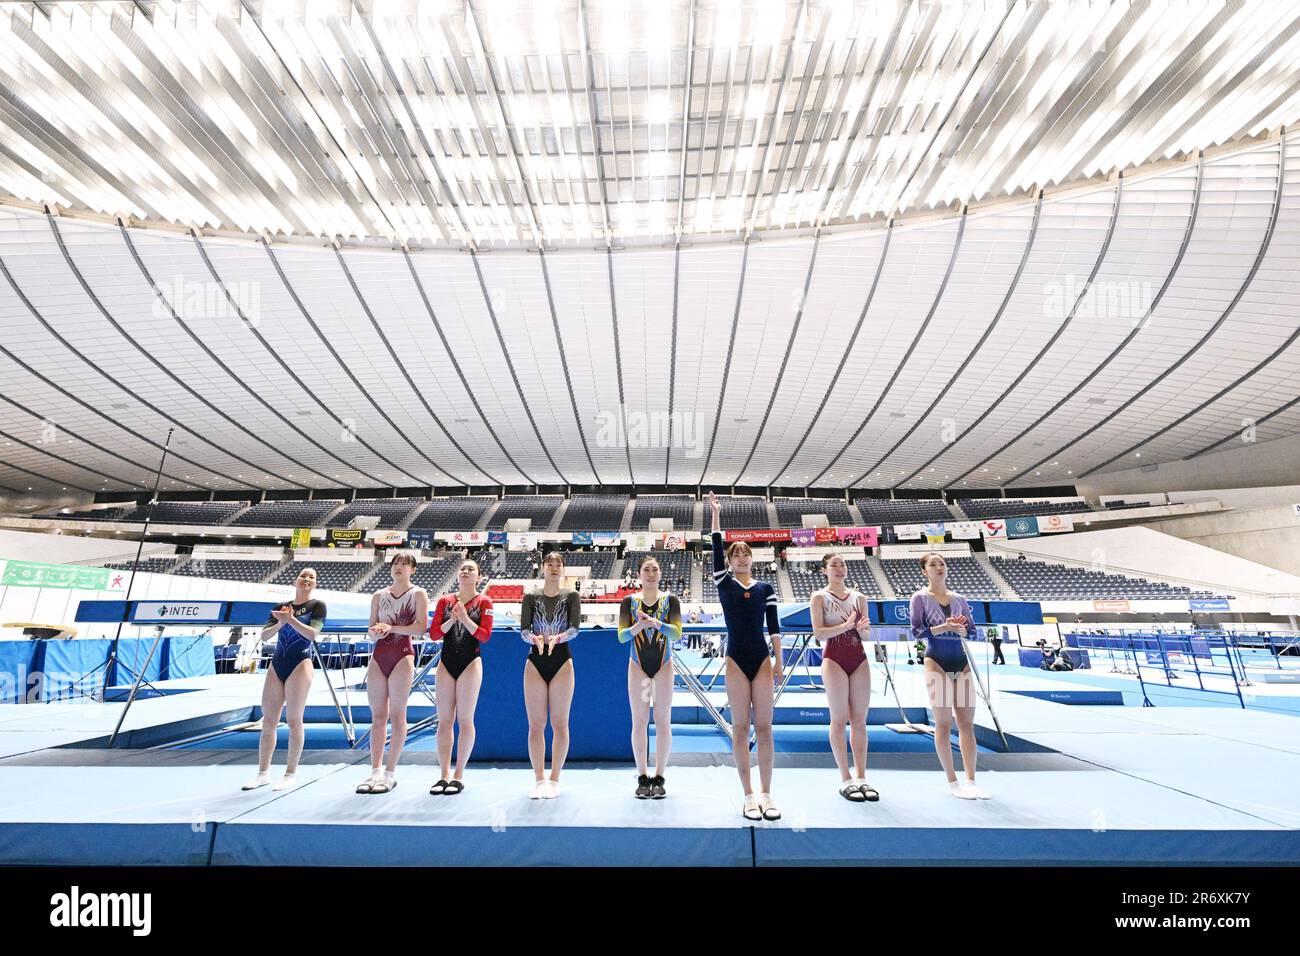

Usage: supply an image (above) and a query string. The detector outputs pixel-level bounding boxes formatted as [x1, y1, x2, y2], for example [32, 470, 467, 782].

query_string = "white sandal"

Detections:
[758, 793, 781, 821]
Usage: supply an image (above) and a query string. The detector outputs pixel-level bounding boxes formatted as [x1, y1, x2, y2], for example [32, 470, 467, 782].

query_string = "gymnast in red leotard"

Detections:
[810, 553, 877, 803]
[357, 551, 428, 796]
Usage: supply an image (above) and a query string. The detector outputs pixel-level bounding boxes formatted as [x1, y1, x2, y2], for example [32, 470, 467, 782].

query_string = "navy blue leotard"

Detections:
[268, 598, 327, 683]
[711, 532, 780, 681]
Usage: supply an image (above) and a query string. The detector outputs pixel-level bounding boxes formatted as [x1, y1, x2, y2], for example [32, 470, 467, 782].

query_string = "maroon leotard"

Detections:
[372, 586, 422, 677]
[816, 587, 867, 676]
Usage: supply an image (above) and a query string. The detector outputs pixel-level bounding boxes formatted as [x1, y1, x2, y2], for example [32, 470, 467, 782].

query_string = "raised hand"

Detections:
[708, 490, 720, 513]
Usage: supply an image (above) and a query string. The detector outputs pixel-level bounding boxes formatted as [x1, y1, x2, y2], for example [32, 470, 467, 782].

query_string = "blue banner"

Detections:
[1006, 516, 1039, 539]
[1188, 598, 1230, 612]
[487, 531, 508, 546]
[571, 531, 593, 546]
[406, 530, 436, 550]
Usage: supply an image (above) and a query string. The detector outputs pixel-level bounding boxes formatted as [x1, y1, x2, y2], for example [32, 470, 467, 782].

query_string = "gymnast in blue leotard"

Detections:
[910, 552, 989, 801]
[709, 491, 783, 822]
[242, 567, 327, 793]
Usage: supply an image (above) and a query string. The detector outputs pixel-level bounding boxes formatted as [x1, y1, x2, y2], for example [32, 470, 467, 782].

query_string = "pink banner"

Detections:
[835, 526, 879, 547]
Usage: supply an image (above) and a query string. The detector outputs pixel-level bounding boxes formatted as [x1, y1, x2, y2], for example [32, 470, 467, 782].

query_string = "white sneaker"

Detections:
[528, 780, 547, 799]
[542, 779, 559, 799]
[241, 772, 270, 791]
[964, 782, 991, 800]
[272, 773, 297, 792]
[949, 780, 977, 799]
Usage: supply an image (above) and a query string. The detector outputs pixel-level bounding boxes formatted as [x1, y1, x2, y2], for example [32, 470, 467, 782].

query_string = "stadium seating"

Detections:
[327, 497, 425, 529]
[356, 556, 459, 595]
[118, 501, 247, 524]
[958, 498, 1092, 520]
[558, 495, 629, 530]
[271, 559, 372, 592]
[408, 497, 496, 529]
[787, 561, 884, 600]
[623, 550, 692, 591]
[487, 497, 563, 530]
[853, 497, 956, 525]
[231, 500, 343, 528]
[717, 496, 769, 528]
[629, 496, 696, 529]
[774, 497, 854, 527]
[881, 556, 1001, 599]
[103, 557, 184, 574]
[991, 557, 1230, 600]
[172, 558, 279, 583]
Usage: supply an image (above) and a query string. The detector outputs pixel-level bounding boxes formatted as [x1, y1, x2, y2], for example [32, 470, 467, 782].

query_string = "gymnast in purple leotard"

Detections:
[809, 553, 877, 803]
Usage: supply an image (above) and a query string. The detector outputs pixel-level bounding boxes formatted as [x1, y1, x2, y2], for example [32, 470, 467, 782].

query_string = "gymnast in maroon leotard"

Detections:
[809, 553, 877, 803]
[357, 552, 429, 796]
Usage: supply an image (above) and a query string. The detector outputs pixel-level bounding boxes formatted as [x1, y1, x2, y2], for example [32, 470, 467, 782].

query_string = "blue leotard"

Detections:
[711, 532, 780, 681]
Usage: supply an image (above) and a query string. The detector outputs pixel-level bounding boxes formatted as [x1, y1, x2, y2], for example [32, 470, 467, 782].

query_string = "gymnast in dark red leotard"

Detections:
[810, 552, 878, 804]
[358, 551, 428, 796]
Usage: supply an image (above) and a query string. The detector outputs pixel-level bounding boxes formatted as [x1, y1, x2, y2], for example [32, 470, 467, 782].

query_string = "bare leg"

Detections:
[627, 660, 651, 777]
[547, 660, 575, 781]
[282, 661, 313, 775]
[256, 669, 286, 774]
[383, 656, 415, 774]
[751, 659, 775, 796]
[923, 660, 958, 782]
[822, 658, 852, 783]
[523, 662, 549, 781]
[724, 658, 754, 794]
[954, 669, 979, 781]
[651, 662, 674, 777]
[452, 659, 483, 778]
[847, 663, 872, 781]
[365, 660, 388, 775]
[434, 662, 458, 781]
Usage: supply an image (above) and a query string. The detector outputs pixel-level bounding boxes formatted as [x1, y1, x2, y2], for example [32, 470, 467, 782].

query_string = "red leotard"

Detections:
[372, 586, 421, 677]
[818, 588, 867, 676]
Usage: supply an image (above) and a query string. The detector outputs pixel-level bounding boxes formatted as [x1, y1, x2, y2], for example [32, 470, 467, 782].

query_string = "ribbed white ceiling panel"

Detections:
[854, 186, 1121, 489]
[702, 238, 817, 487]
[541, 251, 633, 483]
[666, 242, 745, 485]
[1006, 143, 1287, 484]
[473, 252, 597, 483]
[404, 251, 561, 484]
[805, 203, 1037, 488]
[790, 216, 963, 487]
[192, 235, 441, 486]
[252, 245, 479, 485]
[0, 208, 291, 489]
[751, 229, 888, 486]
[919, 165, 1202, 488]
[609, 245, 676, 484]
[335, 247, 524, 484]
[1080, 141, 1300, 472]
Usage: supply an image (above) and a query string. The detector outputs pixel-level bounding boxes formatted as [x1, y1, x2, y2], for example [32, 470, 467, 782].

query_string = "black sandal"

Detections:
[840, 781, 868, 802]
[429, 779, 449, 795]
[370, 778, 395, 794]
[858, 782, 880, 802]
[356, 779, 377, 794]
[443, 779, 464, 795]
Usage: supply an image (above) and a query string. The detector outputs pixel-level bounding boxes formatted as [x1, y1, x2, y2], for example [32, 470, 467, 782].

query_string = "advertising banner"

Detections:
[723, 530, 792, 543]
[835, 526, 879, 547]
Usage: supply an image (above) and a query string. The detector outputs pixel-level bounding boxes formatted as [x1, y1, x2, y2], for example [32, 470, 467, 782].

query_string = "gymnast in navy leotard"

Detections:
[912, 552, 989, 801]
[242, 567, 326, 793]
[709, 491, 783, 822]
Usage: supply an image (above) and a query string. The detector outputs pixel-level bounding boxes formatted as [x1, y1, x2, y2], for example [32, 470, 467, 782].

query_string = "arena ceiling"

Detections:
[0, 1, 1298, 500]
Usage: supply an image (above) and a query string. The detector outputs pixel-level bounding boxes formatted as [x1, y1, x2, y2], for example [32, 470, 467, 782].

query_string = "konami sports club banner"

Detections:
[724, 530, 792, 543]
